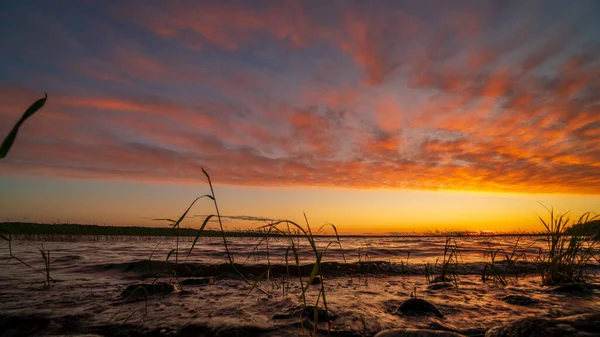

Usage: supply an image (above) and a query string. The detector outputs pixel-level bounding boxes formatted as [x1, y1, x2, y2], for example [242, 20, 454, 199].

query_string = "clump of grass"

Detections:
[481, 247, 507, 285]
[358, 313, 368, 337]
[423, 238, 463, 289]
[435, 238, 462, 287]
[181, 169, 270, 296]
[253, 215, 344, 335]
[356, 244, 373, 286]
[357, 244, 372, 264]
[424, 262, 434, 283]
[39, 245, 51, 288]
[402, 251, 411, 274]
[537, 206, 599, 285]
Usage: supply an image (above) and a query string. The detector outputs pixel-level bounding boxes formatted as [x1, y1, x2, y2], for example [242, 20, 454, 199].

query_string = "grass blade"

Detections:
[165, 249, 177, 262]
[186, 214, 215, 258]
[1, 93, 47, 159]
[172, 195, 213, 229]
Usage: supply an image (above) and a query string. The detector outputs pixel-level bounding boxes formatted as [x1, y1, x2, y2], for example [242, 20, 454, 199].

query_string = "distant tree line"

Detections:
[0, 222, 280, 238]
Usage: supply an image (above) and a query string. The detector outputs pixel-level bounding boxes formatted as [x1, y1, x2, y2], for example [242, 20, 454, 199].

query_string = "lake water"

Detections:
[1, 236, 599, 336]
[1, 235, 553, 267]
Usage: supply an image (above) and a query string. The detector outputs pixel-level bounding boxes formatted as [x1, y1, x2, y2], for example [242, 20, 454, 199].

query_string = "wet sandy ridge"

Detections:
[87, 259, 600, 280]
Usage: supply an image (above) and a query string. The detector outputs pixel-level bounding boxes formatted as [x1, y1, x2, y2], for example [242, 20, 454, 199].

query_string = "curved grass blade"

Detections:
[319, 223, 347, 264]
[160, 195, 213, 229]
[246, 270, 268, 297]
[39, 248, 47, 263]
[186, 214, 215, 258]
[148, 236, 165, 261]
[243, 226, 272, 264]
[1, 93, 47, 159]
[201, 167, 270, 296]
[165, 248, 177, 262]
[303, 252, 321, 293]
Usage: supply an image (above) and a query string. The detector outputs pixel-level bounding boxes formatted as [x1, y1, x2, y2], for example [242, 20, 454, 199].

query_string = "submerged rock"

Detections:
[301, 305, 336, 322]
[177, 324, 272, 337]
[272, 304, 336, 322]
[426, 321, 486, 337]
[180, 277, 212, 286]
[0, 314, 50, 337]
[500, 295, 538, 306]
[375, 328, 465, 337]
[427, 283, 453, 291]
[462, 328, 487, 337]
[485, 312, 600, 337]
[120, 282, 175, 298]
[546, 283, 596, 294]
[396, 298, 443, 318]
[430, 276, 454, 284]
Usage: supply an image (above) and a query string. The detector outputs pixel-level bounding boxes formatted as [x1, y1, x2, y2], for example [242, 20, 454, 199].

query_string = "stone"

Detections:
[181, 278, 212, 286]
[396, 298, 443, 318]
[430, 276, 454, 284]
[546, 283, 596, 294]
[427, 283, 453, 291]
[0, 314, 50, 337]
[485, 312, 600, 337]
[426, 321, 486, 337]
[272, 304, 336, 322]
[500, 295, 538, 306]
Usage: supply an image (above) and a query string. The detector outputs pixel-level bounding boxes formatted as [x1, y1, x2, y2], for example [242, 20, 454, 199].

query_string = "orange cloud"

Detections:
[1, 1, 599, 195]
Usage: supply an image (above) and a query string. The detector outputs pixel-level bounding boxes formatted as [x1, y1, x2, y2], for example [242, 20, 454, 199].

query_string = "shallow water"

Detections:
[0, 236, 599, 336]
[0, 235, 556, 266]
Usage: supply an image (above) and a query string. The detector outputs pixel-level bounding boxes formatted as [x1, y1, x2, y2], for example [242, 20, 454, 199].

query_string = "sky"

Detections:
[0, 0, 599, 234]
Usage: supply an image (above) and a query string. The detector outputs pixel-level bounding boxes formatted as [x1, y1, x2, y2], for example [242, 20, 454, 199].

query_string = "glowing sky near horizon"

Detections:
[0, 0, 599, 234]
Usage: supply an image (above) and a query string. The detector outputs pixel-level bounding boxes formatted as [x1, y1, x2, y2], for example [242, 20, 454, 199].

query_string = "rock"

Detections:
[462, 327, 487, 337]
[500, 295, 538, 306]
[426, 321, 486, 337]
[396, 298, 443, 318]
[485, 312, 600, 337]
[0, 314, 50, 336]
[546, 283, 595, 294]
[176, 323, 272, 337]
[181, 278, 212, 286]
[120, 282, 175, 298]
[430, 276, 454, 284]
[300, 305, 335, 322]
[310, 276, 322, 285]
[427, 283, 453, 291]
[272, 304, 336, 322]
[375, 328, 465, 337]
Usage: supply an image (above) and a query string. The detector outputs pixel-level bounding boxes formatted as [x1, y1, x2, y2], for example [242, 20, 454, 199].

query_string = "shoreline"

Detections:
[0, 222, 563, 239]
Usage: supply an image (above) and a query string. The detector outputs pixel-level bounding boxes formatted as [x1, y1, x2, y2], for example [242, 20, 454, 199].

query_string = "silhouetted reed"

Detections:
[537, 206, 599, 285]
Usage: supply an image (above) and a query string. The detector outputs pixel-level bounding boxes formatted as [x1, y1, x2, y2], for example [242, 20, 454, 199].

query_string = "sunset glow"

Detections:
[1, 1, 599, 234]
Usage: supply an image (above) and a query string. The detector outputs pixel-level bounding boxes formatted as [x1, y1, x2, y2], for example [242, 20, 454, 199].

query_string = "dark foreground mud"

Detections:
[1, 272, 599, 337]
